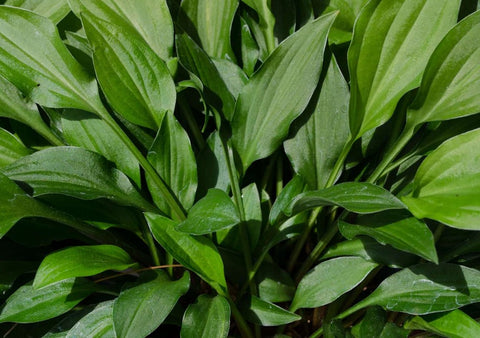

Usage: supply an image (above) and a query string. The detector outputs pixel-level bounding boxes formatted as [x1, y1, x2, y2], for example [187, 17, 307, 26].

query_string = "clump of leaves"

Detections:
[1, 0, 480, 337]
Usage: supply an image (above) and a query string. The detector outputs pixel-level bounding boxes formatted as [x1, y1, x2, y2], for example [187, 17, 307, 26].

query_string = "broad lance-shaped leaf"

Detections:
[178, 0, 238, 61]
[181, 295, 230, 338]
[340, 264, 480, 317]
[66, 301, 115, 338]
[33, 245, 137, 289]
[1, 147, 154, 212]
[231, 12, 336, 171]
[338, 211, 438, 263]
[146, 213, 228, 295]
[0, 278, 98, 323]
[81, 13, 176, 130]
[240, 295, 300, 326]
[0, 6, 102, 114]
[405, 309, 480, 338]
[6, 0, 71, 23]
[402, 129, 480, 230]
[286, 182, 405, 216]
[348, 0, 460, 139]
[284, 55, 350, 190]
[291, 257, 378, 311]
[113, 271, 190, 338]
[68, 0, 174, 61]
[147, 112, 198, 214]
[406, 10, 480, 127]
[0, 128, 32, 168]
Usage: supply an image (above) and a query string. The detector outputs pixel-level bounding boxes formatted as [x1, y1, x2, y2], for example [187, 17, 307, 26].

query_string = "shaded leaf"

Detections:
[240, 16, 259, 76]
[269, 175, 305, 225]
[240, 295, 301, 326]
[0, 261, 37, 295]
[66, 301, 115, 338]
[0, 127, 32, 168]
[257, 262, 295, 303]
[181, 295, 230, 338]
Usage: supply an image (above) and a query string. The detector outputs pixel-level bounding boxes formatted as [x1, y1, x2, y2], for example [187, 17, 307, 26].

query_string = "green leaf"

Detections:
[286, 182, 405, 216]
[145, 213, 228, 294]
[0, 278, 98, 323]
[407, 11, 480, 127]
[113, 271, 190, 338]
[291, 257, 378, 311]
[6, 0, 70, 23]
[0, 261, 37, 294]
[2, 147, 153, 212]
[147, 112, 197, 214]
[212, 58, 248, 99]
[176, 189, 240, 235]
[404, 309, 480, 338]
[81, 13, 176, 130]
[178, 0, 238, 61]
[257, 262, 295, 303]
[66, 301, 115, 338]
[181, 295, 230, 338]
[402, 129, 480, 230]
[33, 245, 137, 289]
[231, 12, 336, 171]
[62, 110, 141, 187]
[348, 0, 460, 138]
[240, 295, 301, 326]
[379, 323, 409, 338]
[69, 0, 174, 61]
[284, 54, 350, 190]
[342, 263, 480, 316]
[0, 6, 101, 113]
[352, 306, 386, 338]
[269, 175, 305, 225]
[240, 16, 259, 76]
[0, 127, 32, 168]
[338, 212, 438, 263]
[241, 0, 276, 58]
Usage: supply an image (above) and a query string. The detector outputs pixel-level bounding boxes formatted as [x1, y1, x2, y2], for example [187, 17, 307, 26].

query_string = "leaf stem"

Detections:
[228, 296, 254, 338]
[178, 98, 206, 150]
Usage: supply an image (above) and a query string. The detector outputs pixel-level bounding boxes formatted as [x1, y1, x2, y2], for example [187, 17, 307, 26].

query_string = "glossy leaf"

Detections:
[240, 16, 259, 76]
[66, 301, 115, 338]
[81, 13, 176, 129]
[146, 213, 228, 294]
[6, 0, 70, 23]
[286, 182, 405, 216]
[178, 0, 238, 61]
[407, 11, 480, 127]
[402, 129, 480, 230]
[348, 0, 460, 138]
[2, 147, 153, 211]
[181, 295, 230, 338]
[231, 12, 336, 171]
[147, 112, 197, 214]
[284, 55, 350, 190]
[33, 245, 137, 289]
[404, 309, 480, 338]
[0, 6, 101, 113]
[0, 278, 98, 323]
[240, 295, 301, 326]
[291, 257, 378, 311]
[176, 189, 240, 235]
[269, 175, 305, 225]
[113, 271, 190, 338]
[343, 264, 480, 316]
[0, 127, 31, 168]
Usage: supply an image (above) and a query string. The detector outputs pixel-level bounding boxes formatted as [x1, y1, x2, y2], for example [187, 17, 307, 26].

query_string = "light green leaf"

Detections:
[342, 264, 480, 316]
[176, 189, 240, 235]
[240, 295, 301, 326]
[178, 0, 238, 61]
[68, 0, 173, 61]
[402, 129, 480, 230]
[181, 295, 230, 338]
[81, 13, 176, 129]
[66, 301, 115, 338]
[240, 16, 259, 76]
[147, 112, 197, 214]
[291, 257, 378, 311]
[404, 309, 480, 338]
[113, 271, 190, 338]
[0, 127, 32, 168]
[33, 245, 137, 289]
[407, 11, 480, 127]
[0, 278, 98, 323]
[2, 147, 153, 212]
[241, 0, 276, 58]
[146, 213, 228, 295]
[231, 12, 336, 171]
[284, 55, 350, 190]
[0, 6, 101, 113]
[286, 182, 405, 216]
[212, 58, 248, 99]
[348, 0, 460, 138]
[6, 0, 70, 23]
[338, 211, 438, 263]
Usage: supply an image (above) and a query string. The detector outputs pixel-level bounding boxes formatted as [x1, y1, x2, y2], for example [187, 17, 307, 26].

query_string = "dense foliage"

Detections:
[0, 0, 480, 337]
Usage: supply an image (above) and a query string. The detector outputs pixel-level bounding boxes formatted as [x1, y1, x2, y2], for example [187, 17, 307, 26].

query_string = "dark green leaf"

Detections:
[66, 301, 115, 338]
[379, 323, 409, 338]
[240, 295, 301, 326]
[241, 0, 276, 59]
[352, 306, 386, 338]
[181, 295, 230, 338]
[269, 175, 305, 225]
[240, 16, 259, 76]
[212, 58, 248, 99]
[257, 262, 295, 303]
[0, 127, 32, 168]
[0, 261, 37, 295]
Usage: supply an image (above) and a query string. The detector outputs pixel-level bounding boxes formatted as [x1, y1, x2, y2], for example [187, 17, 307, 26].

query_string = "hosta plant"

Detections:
[1, 0, 480, 337]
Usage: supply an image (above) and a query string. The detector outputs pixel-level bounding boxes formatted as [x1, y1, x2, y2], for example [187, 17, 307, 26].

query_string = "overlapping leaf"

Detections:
[181, 295, 230, 338]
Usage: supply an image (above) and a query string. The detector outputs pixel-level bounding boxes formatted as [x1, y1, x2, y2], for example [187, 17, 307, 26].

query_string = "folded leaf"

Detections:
[0, 128, 32, 168]
[402, 129, 480, 230]
[33, 245, 137, 289]
[66, 301, 115, 338]
[269, 175, 305, 225]
[240, 295, 301, 326]
[181, 295, 230, 338]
